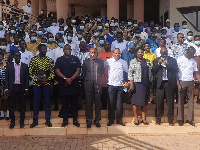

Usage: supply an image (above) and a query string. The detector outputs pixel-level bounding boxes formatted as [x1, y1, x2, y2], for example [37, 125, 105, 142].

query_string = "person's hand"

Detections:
[158, 59, 163, 64]
[164, 61, 169, 66]
[177, 84, 182, 92]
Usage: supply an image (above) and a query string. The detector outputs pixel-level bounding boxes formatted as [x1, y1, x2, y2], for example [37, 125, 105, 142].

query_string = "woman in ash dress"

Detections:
[128, 47, 152, 125]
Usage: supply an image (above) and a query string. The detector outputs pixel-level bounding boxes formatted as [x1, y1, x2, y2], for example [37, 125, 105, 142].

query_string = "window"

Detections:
[177, 6, 200, 31]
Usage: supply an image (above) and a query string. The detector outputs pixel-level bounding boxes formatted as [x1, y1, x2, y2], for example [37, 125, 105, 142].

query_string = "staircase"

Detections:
[1, 103, 200, 136]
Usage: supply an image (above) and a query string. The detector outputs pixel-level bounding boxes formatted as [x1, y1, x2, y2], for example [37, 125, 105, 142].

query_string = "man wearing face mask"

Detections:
[137, 21, 148, 41]
[103, 20, 110, 35]
[162, 19, 174, 40]
[172, 23, 181, 44]
[35, 16, 43, 29]
[47, 18, 59, 37]
[184, 31, 195, 47]
[91, 28, 100, 45]
[117, 20, 128, 40]
[7, 26, 17, 44]
[132, 28, 145, 49]
[96, 36, 105, 53]
[180, 21, 190, 37]
[64, 18, 77, 37]
[104, 26, 116, 46]
[161, 29, 172, 49]
[0, 21, 6, 39]
[9, 34, 20, 59]
[74, 30, 85, 49]
[111, 32, 127, 52]
[26, 32, 39, 56]
[57, 18, 64, 27]
[36, 27, 45, 43]
[65, 31, 77, 55]
[85, 16, 96, 34]
[53, 38, 65, 62]
[22, 0, 32, 14]
[96, 22, 104, 35]
[47, 33, 58, 51]
[82, 48, 104, 128]
[85, 33, 96, 51]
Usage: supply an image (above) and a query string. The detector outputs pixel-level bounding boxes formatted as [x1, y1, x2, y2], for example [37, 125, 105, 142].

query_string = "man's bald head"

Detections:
[89, 48, 97, 59]
[160, 47, 168, 58]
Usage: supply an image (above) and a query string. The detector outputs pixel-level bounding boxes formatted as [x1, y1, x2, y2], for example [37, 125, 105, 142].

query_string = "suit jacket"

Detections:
[5, 62, 29, 92]
[152, 56, 178, 89]
[82, 58, 104, 92]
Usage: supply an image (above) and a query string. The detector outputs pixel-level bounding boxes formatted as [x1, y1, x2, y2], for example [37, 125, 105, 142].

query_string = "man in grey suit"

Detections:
[82, 48, 104, 128]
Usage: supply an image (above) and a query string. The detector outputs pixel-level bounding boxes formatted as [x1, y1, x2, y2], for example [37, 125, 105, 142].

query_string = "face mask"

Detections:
[80, 26, 84, 30]
[139, 26, 144, 31]
[183, 25, 187, 29]
[81, 20, 85, 24]
[120, 26, 125, 28]
[27, 3, 31, 7]
[31, 37, 37, 41]
[155, 27, 159, 30]
[52, 22, 57, 26]
[77, 34, 82, 38]
[152, 33, 157, 37]
[41, 43, 47, 46]
[111, 20, 115, 22]
[49, 38, 54, 42]
[71, 19, 76, 24]
[105, 23, 109, 27]
[98, 26, 102, 30]
[67, 36, 72, 41]
[187, 36, 194, 41]
[23, 19, 28, 23]
[133, 24, 138, 27]
[14, 20, 17, 23]
[195, 41, 200, 45]
[37, 31, 43, 35]
[85, 17, 88, 19]
[97, 18, 101, 22]
[41, 11, 44, 14]
[174, 27, 179, 32]
[128, 22, 132, 25]
[161, 34, 166, 38]
[59, 31, 64, 35]
[113, 31, 116, 34]
[94, 32, 99, 37]
[115, 23, 119, 26]
[58, 42, 65, 47]
[90, 20, 94, 23]
[10, 30, 16, 34]
[99, 40, 104, 45]
[135, 34, 141, 37]
[0, 46, 6, 50]
[0, 25, 3, 29]
[43, 28, 47, 32]
[144, 24, 148, 28]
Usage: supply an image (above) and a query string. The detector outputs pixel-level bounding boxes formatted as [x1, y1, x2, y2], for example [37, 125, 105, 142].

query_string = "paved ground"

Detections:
[0, 134, 200, 150]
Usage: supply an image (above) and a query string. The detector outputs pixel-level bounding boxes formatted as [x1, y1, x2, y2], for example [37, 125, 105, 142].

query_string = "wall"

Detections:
[74, 5, 101, 17]
[159, 0, 170, 18]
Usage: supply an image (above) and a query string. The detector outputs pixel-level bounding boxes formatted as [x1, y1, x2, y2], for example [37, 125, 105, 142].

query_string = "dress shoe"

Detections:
[5, 117, 10, 120]
[87, 123, 91, 128]
[9, 122, 15, 129]
[134, 122, 139, 126]
[61, 121, 68, 127]
[169, 122, 175, 126]
[178, 121, 184, 126]
[95, 122, 101, 127]
[30, 122, 38, 128]
[73, 120, 80, 127]
[186, 120, 195, 126]
[20, 122, 25, 128]
[0, 117, 4, 120]
[53, 104, 58, 111]
[107, 121, 114, 126]
[117, 121, 126, 126]
[141, 120, 149, 125]
[45, 121, 52, 127]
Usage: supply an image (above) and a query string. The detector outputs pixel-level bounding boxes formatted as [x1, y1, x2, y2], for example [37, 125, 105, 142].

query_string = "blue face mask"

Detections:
[120, 26, 125, 28]
[52, 22, 57, 26]
[135, 34, 141, 37]
[0, 46, 6, 50]
[98, 26, 102, 30]
[183, 25, 187, 29]
[67, 36, 73, 41]
[115, 27, 118, 30]
[99, 40, 104, 45]
[187, 36, 194, 41]
[97, 18, 101, 22]
[195, 41, 200, 45]
[161, 34, 167, 38]
[0, 25, 3, 29]
[41, 43, 47, 46]
[113, 31, 116, 34]
[128, 22, 132, 25]
[49, 38, 54, 42]
[10, 30, 16, 34]
[139, 26, 144, 31]
[155, 27, 159, 30]
[94, 32, 99, 37]
[81, 20, 85, 24]
[58, 42, 65, 47]
[31, 37, 37, 41]
[80, 26, 84, 30]
[59, 31, 64, 35]
[43, 28, 47, 32]
[14, 20, 17, 23]
[174, 27, 179, 32]
[37, 31, 43, 35]
[144, 24, 148, 28]
[23, 19, 28, 23]
[90, 20, 94, 23]
[77, 34, 82, 38]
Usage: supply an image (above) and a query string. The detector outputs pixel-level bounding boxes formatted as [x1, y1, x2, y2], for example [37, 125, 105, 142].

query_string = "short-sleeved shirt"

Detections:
[111, 40, 127, 52]
[171, 43, 188, 59]
[177, 55, 198, 81]
[143, 51, 156, 67]
[55, 55, 81, 96]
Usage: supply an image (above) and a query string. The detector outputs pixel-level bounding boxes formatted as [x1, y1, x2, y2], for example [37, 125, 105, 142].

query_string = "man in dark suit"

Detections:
[82, 48, 104, 128]
[152, 47, 178, 125]
[5, 51, 29, 129]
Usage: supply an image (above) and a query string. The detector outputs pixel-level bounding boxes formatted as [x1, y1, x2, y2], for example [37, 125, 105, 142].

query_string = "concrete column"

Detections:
[127, 0, 133, 19]
[101, 6, 107, 17]
[31, 0, 39, 16]
[133, 0, 144, 21]
[56, 0, 69, 21]
[39, 0, 47, 15]
[0, 3, 2, 21]
[107, 0, 119, 20]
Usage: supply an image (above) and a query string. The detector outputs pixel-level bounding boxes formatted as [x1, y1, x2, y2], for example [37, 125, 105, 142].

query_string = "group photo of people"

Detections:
[0, 0, 200, 130]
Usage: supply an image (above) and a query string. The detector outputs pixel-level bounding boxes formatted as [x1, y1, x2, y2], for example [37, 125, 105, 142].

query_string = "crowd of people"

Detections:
[0, 0, 200, 129]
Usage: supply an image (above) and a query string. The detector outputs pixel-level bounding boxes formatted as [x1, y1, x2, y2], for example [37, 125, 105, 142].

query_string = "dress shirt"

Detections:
[65, 41, 79, 56]
[73, 51, 90, 66]
[36, 48, 54, 60]
[104, 57, 128, 86]
[177, 55, 198, 81]
[165, 38, 173, 49]
[14, 63, 21, 84]
[143, 51, 156, 67]
[53, 47, 64, 63]
[111, 40, 127, 52]
[26, 42, 40, 56]
[12, 50, 33, 66]
[171, 31, 181, 44]
[171, 43, 188, 59]
[162, 27, 174, 40]
[194, 45, 200, 56]
[0, 30, 5, 38]
[154, 47, 173, 58]
[22, 5, 32, 14]
[180, 28, 190, 37]
[47, 26, 59, 37]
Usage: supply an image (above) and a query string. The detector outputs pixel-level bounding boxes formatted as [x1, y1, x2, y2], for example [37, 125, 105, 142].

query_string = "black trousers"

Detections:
[8, 85, 26, 123]
[155, 81, 175, 122]
[101, 87, 108, 109]
[61, 95, 78, 122]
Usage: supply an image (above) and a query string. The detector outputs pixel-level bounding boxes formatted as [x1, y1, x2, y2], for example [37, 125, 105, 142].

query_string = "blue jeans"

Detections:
[33, 85, 52, 122]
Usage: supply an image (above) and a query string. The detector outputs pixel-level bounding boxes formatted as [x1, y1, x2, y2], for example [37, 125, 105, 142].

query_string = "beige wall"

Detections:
[159, 0, 170, 17]
[47, 0, 57, 14]
[74, 6, 100, 17]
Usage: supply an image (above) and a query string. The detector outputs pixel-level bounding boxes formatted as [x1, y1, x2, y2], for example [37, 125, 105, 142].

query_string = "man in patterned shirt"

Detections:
[29, 44, 55, 128]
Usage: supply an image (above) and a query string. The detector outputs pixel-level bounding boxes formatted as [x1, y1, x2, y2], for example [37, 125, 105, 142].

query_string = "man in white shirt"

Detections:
[180, 21, 190, 37]
[162, 19, 174, 40]
[53, 38, 64, 62]
[47, 18, 59, 37]
[177, 46, 198, 126]
[111, 32, 127, 52]
[171, 23, 181, 44]
[104, 48, 128, 126]
[22, 0, 32, 14]
[65, 31, 78, 55]
[184, 31, 195, 47]
[154, 39, 173, 57]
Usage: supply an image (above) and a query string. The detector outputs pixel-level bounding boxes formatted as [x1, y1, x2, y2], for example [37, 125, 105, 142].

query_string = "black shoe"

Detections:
[30, 122, 38, 128]
[53, 104, 58, 111]
[45, 121, 52, 127]
[134, 121, 139, 126]
[61, 121, 68, 127]
[9, 122, 15, 129]
[5, 117, 10, 120]
[95, 122, 101, 127]
[107, 121, 114, 126]
[117, 121, 126, 126]
[178, 121, 184, 126]
[141, 120, 149, 125]
[73, 120, 80, 127]
[186, 120, 195, 126]
[20, 122, 25, 128]
[87, 123, 91, 128]
[156, 119, 161, 125]
[0, 117, 4, 120]
[58, 114, 63, 118]
[169, 122, 175, 126]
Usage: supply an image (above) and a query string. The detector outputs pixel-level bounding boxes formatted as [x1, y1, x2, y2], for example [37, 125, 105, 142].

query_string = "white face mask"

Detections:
[27, 3, 31, 7]
[71, 19, 76, 24]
